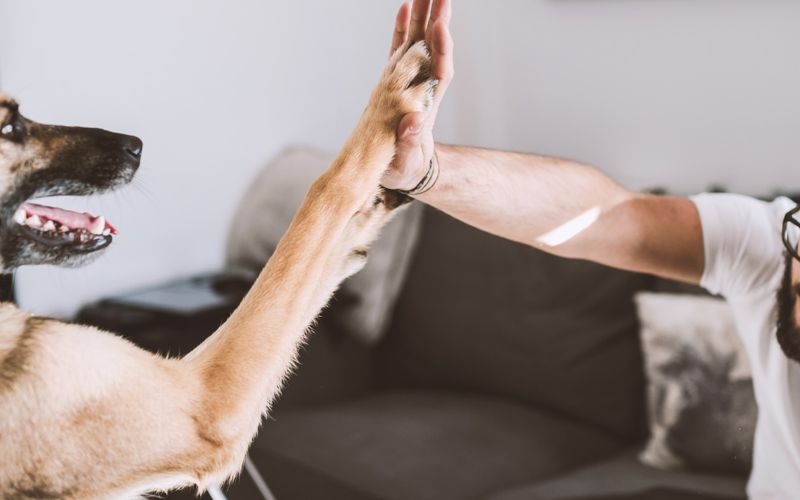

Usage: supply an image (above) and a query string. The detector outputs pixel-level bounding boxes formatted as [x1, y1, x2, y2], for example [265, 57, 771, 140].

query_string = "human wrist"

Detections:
[397, 149, 440, 196]
[394, 159, 430, 192]
[381, 142, 440, 192]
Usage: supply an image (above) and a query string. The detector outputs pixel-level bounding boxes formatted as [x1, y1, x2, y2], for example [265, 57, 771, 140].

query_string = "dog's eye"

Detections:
[1, 123, 14, 138]
[0, 120, 23, 141]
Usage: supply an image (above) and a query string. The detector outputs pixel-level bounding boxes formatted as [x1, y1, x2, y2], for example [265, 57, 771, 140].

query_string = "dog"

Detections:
[0, 40, 435, 499]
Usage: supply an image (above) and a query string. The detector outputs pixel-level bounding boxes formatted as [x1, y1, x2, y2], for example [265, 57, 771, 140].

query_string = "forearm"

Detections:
[415, 144, 703, 282]
[419, 144, 631, 254]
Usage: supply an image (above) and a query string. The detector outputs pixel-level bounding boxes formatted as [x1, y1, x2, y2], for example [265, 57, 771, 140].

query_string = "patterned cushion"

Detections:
[636, 293, 756, 475]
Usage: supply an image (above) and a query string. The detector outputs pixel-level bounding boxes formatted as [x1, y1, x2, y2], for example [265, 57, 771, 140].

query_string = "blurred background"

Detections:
[0, 0, 798, 316]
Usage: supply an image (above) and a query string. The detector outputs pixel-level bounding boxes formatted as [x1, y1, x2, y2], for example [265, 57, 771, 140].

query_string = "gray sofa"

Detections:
[248, 206, 749, 500]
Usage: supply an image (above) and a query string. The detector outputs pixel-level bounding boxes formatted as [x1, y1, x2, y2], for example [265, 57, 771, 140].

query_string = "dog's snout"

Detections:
[122, 136, 143, 161]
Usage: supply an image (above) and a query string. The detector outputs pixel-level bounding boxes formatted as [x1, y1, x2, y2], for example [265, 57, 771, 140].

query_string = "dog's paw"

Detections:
[329, 41, 438, 193]
[387, 40, 438, 113]
[366, 40, 438, 130]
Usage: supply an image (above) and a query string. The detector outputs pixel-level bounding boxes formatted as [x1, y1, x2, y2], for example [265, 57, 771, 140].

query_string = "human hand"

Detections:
[381, 0, 454, 193]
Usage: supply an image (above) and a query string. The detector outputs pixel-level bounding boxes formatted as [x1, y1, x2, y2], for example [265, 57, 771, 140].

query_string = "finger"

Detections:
[430, 20, 454, 98]
[408, 0, 432, 42]
[383, 113, 427, 190]
[429, 0, 451, 26]
[425, 0, 450, 55]
[390, 2, 412, 56]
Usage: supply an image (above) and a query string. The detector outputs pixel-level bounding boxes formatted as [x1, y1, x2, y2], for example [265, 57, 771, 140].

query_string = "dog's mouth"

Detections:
[12, 201, 117, 253]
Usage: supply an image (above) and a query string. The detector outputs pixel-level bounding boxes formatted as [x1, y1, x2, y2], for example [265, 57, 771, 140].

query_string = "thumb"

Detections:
[397, 112, 426, 147]
[383, 112, 427, 190]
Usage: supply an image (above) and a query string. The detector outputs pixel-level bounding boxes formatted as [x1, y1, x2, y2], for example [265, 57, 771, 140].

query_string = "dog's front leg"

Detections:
[178, 41, 437, 489]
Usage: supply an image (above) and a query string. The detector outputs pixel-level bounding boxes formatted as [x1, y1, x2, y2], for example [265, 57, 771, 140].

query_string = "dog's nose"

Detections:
[122, 136, 143, 161]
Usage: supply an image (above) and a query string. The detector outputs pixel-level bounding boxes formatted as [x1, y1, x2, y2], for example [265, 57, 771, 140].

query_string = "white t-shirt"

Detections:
[692, 193, 800, 499]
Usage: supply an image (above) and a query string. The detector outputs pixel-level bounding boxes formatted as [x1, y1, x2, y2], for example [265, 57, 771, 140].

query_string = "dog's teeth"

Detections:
[25, 215, 43, 228]
[42, 220, 56, 232]
[89, 216, 106, 235]
[102, 228, 111, 236]
[78, 231, 90, 243]
[59, 224, 71, 233]
[13, 208, 26, 225]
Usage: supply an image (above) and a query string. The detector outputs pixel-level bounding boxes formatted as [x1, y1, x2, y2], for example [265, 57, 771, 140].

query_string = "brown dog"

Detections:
[0, 41, 435, 498]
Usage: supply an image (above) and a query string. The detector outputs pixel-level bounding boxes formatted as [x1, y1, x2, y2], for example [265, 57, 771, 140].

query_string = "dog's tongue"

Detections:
[21, 202, 117, 234]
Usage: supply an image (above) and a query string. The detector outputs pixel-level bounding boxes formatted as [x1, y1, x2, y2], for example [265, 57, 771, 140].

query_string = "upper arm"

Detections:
[557, 194, 705, 284]
[579, 193, 788, 298]
[628, 195, 706, 284]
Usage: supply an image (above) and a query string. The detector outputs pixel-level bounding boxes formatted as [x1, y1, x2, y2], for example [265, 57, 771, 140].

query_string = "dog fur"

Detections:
[0, 41, 435, 498]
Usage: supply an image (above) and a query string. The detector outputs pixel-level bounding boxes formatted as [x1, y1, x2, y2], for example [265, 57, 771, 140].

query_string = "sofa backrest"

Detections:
[377, 207, 654, 442]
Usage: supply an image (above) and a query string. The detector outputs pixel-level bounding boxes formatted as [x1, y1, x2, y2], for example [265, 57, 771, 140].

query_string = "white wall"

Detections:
[0, 0, 404, 316]
[1, 0, 798, 317]
[442, 0, 800, 195]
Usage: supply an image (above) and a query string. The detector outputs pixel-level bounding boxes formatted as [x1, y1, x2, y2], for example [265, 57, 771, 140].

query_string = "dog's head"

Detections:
[0, 92, 141, 271]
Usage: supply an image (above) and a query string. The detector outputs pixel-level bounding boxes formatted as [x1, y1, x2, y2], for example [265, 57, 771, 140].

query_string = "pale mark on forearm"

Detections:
[536, 207, 601, 247]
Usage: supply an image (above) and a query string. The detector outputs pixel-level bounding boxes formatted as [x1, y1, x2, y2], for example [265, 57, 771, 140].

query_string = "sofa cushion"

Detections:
[377, 207, 653, 441]
[636, 293, 755, 475]
[484, 450, 747, 500]
[251, 392, 623, 500]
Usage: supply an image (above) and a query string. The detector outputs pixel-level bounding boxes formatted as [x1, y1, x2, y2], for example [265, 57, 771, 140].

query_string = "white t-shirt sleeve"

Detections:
[691, 193, 794, 299]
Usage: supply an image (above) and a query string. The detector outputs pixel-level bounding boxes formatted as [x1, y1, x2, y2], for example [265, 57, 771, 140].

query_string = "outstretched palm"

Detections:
[381, 0, 454, 192]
